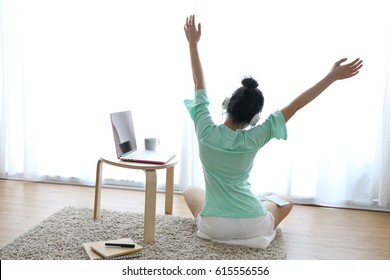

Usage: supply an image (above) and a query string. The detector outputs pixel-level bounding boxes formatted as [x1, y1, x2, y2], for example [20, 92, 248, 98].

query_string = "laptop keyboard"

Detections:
[122, 150, 155, 160]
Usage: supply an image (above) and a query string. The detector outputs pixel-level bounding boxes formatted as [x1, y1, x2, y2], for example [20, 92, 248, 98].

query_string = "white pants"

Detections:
[196, 212, 276, 249]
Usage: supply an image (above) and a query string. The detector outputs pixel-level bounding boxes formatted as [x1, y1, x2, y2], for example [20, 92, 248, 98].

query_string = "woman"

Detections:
[183, 15, 363, 248]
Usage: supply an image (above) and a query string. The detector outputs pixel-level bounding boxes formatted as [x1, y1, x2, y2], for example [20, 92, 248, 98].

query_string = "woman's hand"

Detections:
[328, 58, 363, 81]
[184, 15, 201, 46]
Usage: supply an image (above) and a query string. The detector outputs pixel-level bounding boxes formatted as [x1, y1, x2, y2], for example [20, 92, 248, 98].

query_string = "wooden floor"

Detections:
[1, 179, 389, 260]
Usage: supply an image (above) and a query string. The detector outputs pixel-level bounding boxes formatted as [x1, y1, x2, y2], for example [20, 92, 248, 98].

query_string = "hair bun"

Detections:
[241, 77, 259, 89]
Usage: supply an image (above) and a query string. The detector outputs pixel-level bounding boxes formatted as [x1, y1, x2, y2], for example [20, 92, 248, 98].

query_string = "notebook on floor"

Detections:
[110, 110, 175, 165]
[83, 237, 143, 260]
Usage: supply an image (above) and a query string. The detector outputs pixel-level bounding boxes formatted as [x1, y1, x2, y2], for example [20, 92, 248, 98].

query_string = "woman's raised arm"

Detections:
[184, 15, 205, 90]
[281, 58, 363, 122]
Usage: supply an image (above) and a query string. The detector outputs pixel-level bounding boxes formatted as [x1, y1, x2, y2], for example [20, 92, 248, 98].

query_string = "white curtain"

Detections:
[1, 0, 195, 187]
[1, 0, 389, 210]
[370, 57, 390, 208]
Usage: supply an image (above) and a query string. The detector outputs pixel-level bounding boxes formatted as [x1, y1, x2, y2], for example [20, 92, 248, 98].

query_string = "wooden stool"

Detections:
[93, 156, 178, 243]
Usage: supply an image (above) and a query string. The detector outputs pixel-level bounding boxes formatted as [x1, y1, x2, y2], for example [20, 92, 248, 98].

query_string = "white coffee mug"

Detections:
[144, 138, 160, 150]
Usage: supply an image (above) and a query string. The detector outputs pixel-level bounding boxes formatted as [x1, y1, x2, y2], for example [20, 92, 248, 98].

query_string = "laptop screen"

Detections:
[110, 111, 137, 158]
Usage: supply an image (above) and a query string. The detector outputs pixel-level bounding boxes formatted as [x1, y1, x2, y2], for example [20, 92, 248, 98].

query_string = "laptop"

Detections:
[110, 110, 175, 165]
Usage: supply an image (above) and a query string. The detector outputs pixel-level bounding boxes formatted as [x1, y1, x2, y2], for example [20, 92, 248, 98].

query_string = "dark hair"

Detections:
[227, 77, 264, 124]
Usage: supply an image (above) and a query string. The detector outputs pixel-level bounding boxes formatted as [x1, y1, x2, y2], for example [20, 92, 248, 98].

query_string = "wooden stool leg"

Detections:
[93, 159, 103, 220]
[165, 166, 174, 214]
[144, 169, 157, 243]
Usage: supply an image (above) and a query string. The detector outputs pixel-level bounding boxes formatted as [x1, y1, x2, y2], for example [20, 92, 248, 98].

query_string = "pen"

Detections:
[105, 243, 135, 248]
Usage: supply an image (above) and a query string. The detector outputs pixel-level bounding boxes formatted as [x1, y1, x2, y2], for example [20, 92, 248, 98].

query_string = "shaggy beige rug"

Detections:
[0, 207, 286, 260]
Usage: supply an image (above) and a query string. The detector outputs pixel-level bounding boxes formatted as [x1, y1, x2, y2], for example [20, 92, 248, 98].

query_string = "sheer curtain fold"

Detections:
[1, 0, 390, 210]
[1, 0, 27, 178]
[370, 67, 390, 208]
